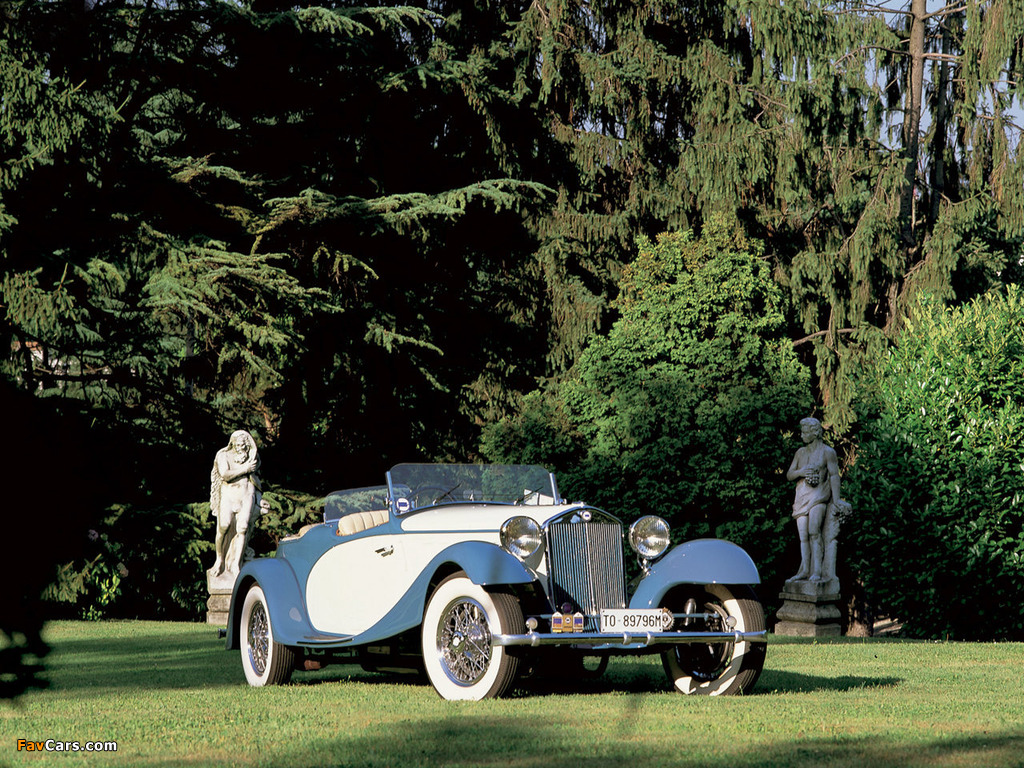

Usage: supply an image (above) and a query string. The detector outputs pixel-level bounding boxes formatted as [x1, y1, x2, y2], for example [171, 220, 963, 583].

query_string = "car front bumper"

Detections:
[491, 629, 767, 648]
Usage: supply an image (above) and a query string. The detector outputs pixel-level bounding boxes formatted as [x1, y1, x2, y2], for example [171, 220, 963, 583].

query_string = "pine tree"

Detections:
[457, 0, 1022, 431]
[0, 1, 550, 480]
[672, 0, 1024, 429]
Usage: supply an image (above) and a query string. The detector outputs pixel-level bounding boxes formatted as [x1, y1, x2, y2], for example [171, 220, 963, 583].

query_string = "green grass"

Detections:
[3, 621, 1024, 767]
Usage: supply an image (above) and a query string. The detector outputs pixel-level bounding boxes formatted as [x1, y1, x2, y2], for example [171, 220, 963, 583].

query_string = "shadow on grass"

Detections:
[756, 669, 901, 693]
[43, 627, 900, 699]
[280, 652, 897, 698]
[229, 715, 1024, 768]
[517, 667, 900, 697]
[44, 628, 239, 694]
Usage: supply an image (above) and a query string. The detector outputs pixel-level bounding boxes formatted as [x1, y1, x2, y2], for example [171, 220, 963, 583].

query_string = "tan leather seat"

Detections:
[281, 523, 320, 542]
[336, 509, 390, 537]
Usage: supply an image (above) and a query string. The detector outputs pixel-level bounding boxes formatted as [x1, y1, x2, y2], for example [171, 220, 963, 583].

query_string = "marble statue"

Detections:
[209, 430, 265, 583]
[786, 417, 852, 583]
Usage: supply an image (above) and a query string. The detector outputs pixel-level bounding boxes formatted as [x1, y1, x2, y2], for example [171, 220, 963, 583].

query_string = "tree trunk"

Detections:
[899, 0, 927, 250]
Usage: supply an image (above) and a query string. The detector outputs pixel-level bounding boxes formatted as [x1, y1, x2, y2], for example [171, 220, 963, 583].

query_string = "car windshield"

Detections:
[323, 485, 396, 521]
[387, 463, 559, 513]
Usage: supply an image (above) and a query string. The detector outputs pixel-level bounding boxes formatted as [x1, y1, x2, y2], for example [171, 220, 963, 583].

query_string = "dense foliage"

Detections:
[845, 288, 1024, 639]
[483, 219, 813, 588]
[677, 0, 1024, 431]
[0, 0, 552, 492]
[1, 0, 1022, 672]
[44, 489, 324, 620]
[7, 1, 1019, 479]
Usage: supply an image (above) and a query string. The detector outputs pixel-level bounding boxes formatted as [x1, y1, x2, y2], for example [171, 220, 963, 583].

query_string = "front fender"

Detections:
[225, 558, 317, 650]
[629, 539, 760, 609]
[433, 540, 538, 586]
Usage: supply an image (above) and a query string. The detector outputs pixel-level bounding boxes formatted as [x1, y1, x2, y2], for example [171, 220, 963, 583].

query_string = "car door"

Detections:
[305, 531, 408, 636]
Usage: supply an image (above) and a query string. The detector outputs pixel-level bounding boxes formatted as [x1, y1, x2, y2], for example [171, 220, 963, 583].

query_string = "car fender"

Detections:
[430, 540, 538, 587]
[225, 558, 316, 650]
[628, 539, 761, 609]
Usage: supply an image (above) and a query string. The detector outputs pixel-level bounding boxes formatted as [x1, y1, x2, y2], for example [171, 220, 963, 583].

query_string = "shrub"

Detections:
[483, 217, 813, 589]
[845, 286, 1024, 639]
[44, 489, 324, 620]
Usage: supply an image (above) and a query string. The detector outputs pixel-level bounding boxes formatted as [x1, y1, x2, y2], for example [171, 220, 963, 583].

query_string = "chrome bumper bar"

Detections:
[492, 629, 767, 648]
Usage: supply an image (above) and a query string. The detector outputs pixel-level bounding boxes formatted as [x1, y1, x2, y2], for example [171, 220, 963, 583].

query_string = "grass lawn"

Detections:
[3, 620, 1024, 767]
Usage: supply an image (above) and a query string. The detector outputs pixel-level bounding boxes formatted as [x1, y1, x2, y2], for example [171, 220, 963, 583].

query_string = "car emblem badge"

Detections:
[551, 611, 564, 633]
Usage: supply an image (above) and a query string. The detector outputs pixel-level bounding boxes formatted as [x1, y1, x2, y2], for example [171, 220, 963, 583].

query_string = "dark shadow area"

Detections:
[516, 667, 899, 697]
[41, 628, 238, 695]
[40, 627, 902, 701]
[288, 666, 426, 690]
[756, 669, 901, 694]
[516, 663, 669, 696]
[145, 713, 1024, 768]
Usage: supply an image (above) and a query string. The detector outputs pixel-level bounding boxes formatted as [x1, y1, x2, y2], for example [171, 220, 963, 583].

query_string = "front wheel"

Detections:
[240, 584, 296, 686]
[660, 584, 765, 696]
[421, 572, 522, 700]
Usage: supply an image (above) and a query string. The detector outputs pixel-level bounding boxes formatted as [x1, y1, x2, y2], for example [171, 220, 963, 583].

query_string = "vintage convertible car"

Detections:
[225, 463, 767, 700]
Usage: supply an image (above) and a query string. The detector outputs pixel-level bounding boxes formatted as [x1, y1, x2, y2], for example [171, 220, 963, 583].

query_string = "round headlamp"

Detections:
[628, 516, 671, 560]
[500, 516, 543, 560]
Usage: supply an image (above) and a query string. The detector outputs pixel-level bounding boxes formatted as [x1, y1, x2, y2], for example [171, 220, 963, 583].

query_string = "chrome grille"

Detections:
[546, 514, 626, 629]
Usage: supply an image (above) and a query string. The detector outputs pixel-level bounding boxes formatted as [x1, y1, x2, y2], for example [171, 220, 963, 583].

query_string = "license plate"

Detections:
[599, 608, 674, 633]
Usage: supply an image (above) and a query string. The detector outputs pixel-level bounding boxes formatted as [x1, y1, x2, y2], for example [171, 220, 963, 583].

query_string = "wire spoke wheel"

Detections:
[671, 600, 732, 682]
[660, 584, 765, 696]
[422, 571, 522, 700]
[239, 584, 295, 686]
[438, 599, 493, 685]
[247, 600, 270, 676]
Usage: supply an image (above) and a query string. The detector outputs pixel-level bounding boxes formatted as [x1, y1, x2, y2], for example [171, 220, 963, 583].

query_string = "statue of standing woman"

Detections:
[787, 417, 852, 584]
[209, 430, 264, 582]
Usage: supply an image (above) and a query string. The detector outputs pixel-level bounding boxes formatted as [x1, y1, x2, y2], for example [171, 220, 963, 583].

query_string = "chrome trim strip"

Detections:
[491, 630, 768, 647]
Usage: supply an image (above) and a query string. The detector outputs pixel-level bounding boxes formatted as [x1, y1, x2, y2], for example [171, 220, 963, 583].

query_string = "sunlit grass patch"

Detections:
[3, 622, 1024, 767]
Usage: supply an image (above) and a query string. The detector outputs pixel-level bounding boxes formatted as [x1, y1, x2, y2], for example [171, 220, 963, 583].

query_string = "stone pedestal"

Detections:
[775, 578, 842, 637]
[206, 570, 236, 626]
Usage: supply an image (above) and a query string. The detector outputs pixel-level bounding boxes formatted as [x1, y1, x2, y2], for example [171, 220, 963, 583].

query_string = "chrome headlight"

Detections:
[500, 516, 543, 560]
[629, 516, 671, 560]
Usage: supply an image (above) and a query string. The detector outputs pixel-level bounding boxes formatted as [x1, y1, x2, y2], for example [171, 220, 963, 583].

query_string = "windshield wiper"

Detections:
[434, 483, 461, 504]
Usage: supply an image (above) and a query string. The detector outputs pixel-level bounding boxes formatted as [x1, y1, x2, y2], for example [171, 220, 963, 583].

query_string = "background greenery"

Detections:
[2, 0, 1023, 696]
[844, 287, 1024, 640]
[4, 621, 1024, 767]
[482, 218, 813, 597]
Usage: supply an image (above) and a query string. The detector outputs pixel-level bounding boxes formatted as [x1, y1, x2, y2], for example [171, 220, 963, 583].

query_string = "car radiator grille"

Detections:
[546, 519, 627, 628]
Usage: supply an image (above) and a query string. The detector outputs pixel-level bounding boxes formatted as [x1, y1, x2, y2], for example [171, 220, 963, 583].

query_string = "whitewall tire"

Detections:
[660, 583, 766, 696]
[240, 584, 296, 686]
[421, 572, 522, 700]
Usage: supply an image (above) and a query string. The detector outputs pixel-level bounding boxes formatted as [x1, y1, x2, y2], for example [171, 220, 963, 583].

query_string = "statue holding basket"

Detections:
[787, 417, 852, 583]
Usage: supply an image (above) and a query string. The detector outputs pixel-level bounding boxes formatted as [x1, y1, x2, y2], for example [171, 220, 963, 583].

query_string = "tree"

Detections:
[673, 0, 1024, 430]
[0, 0, 551, 689]
[0, 1, 551, 488]
[483, 217, 813, 588]
[411, 0, 1022, 432]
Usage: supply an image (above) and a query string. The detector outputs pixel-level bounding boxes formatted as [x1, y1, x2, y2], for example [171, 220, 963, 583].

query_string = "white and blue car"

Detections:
[226, 463, 767, 700]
